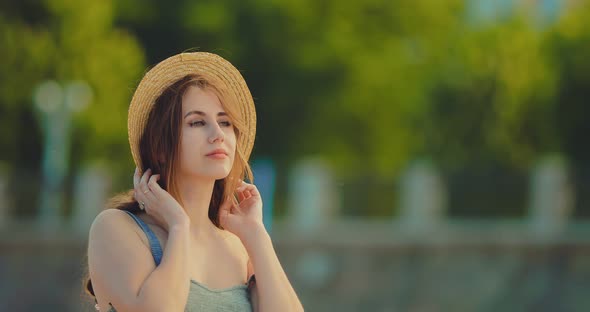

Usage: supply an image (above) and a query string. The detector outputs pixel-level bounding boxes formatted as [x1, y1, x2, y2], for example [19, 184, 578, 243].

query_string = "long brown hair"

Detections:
[83, 74, 254, 302]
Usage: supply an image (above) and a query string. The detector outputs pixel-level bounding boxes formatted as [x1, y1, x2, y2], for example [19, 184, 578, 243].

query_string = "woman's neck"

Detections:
[176, 177, 220, 237]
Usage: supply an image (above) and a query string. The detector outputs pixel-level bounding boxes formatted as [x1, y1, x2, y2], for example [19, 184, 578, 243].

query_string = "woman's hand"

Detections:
[133, 167, 190, 231]
[219, 180, 265, 242]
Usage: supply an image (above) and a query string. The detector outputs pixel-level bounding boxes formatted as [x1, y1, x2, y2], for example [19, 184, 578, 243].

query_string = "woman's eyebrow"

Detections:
[183, 110, 227, 119]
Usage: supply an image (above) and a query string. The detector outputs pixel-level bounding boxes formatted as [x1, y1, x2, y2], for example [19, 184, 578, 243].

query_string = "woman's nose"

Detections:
[208, 123, 225, 143]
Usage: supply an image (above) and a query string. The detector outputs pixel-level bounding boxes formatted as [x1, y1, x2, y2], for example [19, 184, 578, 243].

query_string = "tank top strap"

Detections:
[122, 210, 163, 266]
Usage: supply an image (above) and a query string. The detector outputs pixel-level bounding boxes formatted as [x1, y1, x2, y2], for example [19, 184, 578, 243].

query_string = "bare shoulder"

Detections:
[87, 209, 156, 311]
[222, 230, 249, 258]
[89, 209, 133, 236]
[88, 209, 147, 249]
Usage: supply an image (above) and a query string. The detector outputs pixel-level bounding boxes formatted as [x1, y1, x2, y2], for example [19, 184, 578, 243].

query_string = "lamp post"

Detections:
[33, 80, 92, 229]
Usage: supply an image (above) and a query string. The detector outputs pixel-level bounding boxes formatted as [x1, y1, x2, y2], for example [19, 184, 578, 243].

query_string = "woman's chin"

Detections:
[208, 169, 232, 180]
[181, 169, 230, 181]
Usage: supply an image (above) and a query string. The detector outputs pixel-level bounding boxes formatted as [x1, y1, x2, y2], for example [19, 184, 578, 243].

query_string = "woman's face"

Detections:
[178, 86, 236, 181]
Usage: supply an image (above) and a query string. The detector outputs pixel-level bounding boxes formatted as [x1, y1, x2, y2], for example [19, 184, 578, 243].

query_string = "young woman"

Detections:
[84, 52, 304, 312]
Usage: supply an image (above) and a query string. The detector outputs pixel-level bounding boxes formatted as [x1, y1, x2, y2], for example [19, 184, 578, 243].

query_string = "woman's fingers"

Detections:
[141, 176, 158, 205]
[133, 168, 142, 200]
[236, 188, 251, 201]
[133, 168, 143, 202]
[235, 181, 260, 204]
[237, 181, 260, 197]
[147, 174, 161, 197]
[133, 167, 140, 187]
[135, 169, 153, 210]
[148, 175, 164, 196]
[140, 168, 151, 191]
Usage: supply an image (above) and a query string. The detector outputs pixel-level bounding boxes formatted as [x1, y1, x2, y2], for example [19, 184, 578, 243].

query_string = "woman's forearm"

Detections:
[244, 225, 304, 312]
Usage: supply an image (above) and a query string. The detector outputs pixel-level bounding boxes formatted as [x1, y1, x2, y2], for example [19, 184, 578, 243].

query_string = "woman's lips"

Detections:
[206, 153, 227, 159]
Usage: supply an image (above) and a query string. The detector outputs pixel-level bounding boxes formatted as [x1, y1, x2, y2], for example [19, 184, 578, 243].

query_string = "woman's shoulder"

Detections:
[91, 209, 164, 233]
[220, 230, 250, 264]
[88, 209, 153, 249]
[94, 209, 169, 252]
[90, 209, 132, 236]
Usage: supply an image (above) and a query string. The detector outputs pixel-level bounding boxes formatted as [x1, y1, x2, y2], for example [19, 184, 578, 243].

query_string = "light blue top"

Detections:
[101, 210, 255, 312]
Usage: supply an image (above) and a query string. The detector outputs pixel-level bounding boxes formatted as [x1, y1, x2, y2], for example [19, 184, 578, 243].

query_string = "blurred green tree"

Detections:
[2, 0, 590, 217]
[0, 0, 144, 215]
[0, 0, 144, 171]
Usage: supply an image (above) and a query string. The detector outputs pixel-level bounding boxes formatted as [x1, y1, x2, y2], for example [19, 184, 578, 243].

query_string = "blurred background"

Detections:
[1, 0, 590, 311]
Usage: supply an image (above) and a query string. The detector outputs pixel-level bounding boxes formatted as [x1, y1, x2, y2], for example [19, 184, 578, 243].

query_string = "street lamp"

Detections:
[33, 80, 92, 229]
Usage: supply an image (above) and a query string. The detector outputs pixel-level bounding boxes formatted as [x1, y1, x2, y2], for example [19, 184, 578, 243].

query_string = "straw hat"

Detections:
[127, 52, 256, 171]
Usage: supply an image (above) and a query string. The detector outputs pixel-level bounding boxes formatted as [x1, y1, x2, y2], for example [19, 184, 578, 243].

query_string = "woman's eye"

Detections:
[189, 120, 205, 127]
[219, 121, 232, 127]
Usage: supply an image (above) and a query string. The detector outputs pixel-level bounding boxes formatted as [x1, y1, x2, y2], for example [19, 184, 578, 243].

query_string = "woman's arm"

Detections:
[90, 170, 192, 312]
[88, 209, 191, 312]
[218, 179, 304, 312]
[243, 224, 304, 312]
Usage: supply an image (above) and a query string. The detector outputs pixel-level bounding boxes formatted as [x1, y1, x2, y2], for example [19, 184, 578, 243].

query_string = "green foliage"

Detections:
[0, 0, 144, 171]
[425, 17, 559, 170]
[1, 0, 589, 182]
